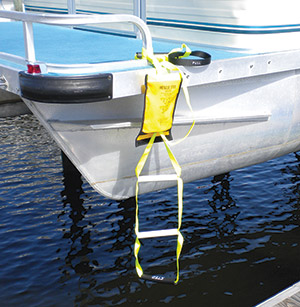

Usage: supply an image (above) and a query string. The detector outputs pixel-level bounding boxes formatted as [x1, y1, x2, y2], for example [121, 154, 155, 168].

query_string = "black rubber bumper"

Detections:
[19, 72, 113, 103]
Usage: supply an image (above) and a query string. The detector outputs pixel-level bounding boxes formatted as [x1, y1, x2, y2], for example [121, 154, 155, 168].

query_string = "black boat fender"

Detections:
[19, 72, 113, 103]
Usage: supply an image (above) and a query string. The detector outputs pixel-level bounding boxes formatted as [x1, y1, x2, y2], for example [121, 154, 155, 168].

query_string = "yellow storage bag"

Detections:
[136, 71, 182, 146]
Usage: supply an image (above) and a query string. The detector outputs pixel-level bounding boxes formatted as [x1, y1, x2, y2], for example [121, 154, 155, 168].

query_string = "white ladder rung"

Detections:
[138, 174, 178, 182]
[137, 228, 178, 239]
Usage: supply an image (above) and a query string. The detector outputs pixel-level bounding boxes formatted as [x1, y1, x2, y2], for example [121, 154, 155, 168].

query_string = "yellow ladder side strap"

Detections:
[135, 132, 157, 244]
[163, 137, 184, 284]
[134, 238, 143, 277]
[134, 178, 144, 278]
[135, 132, 157, 178]
[177, 177, 184, 231]
[160, 133, 181, 176]
[135, 133, 157, 278]
[169, 81, 195, 146]
[176, 231, 184, 284]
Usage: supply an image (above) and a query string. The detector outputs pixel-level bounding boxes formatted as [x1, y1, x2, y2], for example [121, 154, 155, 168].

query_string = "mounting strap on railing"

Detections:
[168, 50, 211, 66]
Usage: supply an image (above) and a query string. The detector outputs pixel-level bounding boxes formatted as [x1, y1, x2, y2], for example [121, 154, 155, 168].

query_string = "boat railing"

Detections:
[0, 9, 153, 71]
[67, 0, 75, 15]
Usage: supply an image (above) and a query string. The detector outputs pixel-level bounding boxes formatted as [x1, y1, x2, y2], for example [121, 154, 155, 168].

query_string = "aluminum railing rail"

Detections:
[0, 10, 153, 67]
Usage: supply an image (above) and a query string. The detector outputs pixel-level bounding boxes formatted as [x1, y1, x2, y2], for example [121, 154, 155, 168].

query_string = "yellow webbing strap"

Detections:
[135, 133, 184, 284]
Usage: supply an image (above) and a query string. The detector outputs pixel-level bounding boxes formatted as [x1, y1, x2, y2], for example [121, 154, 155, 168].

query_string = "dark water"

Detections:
[0, 114, 299, 307]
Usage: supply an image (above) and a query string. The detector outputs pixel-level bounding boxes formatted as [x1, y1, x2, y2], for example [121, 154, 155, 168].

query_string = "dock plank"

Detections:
[276, 292, 300, 307]
[256, 282, 300, 307]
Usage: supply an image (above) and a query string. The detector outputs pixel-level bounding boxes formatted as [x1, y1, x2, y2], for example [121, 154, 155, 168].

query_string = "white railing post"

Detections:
[139, 0, 146, 22]
[134, 0, 146, 39]
[67, 0, 76, 14]
[134, 0, 146, 22]
[23, 21, 36, 63]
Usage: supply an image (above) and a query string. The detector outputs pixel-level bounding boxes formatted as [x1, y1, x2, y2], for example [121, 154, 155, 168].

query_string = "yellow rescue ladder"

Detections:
[134, 45, 211, 284]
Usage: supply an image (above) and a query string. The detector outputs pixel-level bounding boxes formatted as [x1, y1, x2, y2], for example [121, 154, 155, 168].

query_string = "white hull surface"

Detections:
[1, 11, 300, 199]
[24, 65, 300, 199]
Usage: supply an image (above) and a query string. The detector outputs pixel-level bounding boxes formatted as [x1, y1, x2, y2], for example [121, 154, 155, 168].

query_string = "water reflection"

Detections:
[105, 197, 135, 269]
[200, 173, 239, 242]
[281, 152, 300, 204]
[58, 152, 136, 303]
[55, 150, 300, 306]
[205, 173, 235, 212]
[59, 153, 95, 279]
[208, 173, 239, 239]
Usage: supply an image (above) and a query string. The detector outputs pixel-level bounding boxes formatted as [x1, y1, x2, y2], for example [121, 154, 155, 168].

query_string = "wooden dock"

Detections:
[256, 282, 300, 307]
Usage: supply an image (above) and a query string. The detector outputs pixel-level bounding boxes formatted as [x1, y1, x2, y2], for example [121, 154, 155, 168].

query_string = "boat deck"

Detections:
[0, 21, 250, 71]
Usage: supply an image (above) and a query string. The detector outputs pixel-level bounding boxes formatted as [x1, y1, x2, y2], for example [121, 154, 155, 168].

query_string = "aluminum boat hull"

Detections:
[23, 65, 300, 199]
